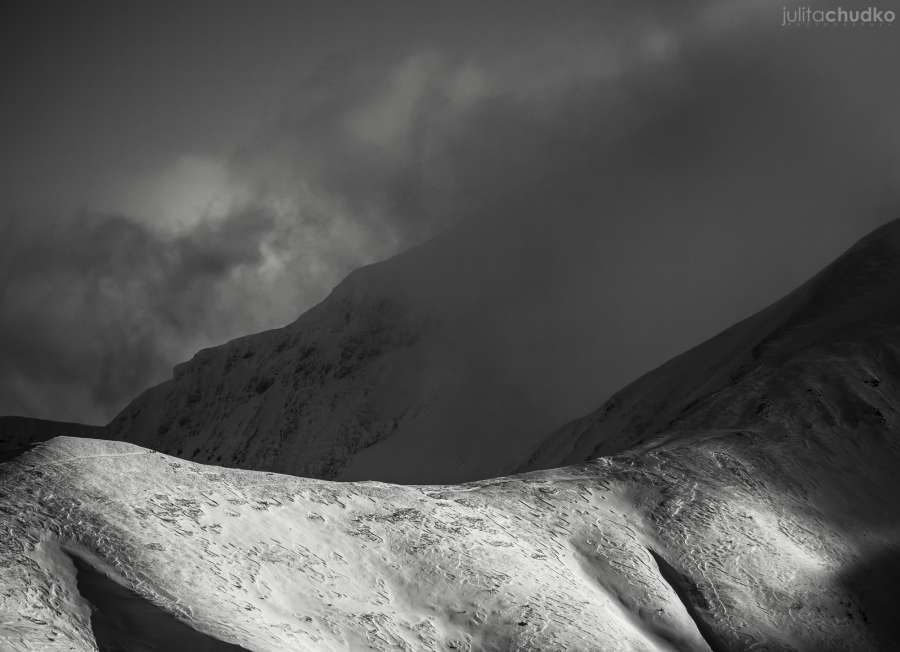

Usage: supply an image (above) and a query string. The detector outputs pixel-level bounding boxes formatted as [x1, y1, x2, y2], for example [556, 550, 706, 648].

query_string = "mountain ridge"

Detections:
[0, 415, 104, 463]
[522, 216, 900, 471]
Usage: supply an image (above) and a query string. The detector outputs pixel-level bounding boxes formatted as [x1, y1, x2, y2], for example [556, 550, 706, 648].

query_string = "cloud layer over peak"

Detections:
[1, 0, 898, 423]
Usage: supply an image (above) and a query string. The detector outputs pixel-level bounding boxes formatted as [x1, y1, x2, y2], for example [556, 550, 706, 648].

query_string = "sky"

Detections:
[1, 0, 899, 424]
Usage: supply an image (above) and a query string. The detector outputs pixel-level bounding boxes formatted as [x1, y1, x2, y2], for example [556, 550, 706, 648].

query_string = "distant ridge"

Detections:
[522, 216, 900, 470]
[100, 216, 900, 484]
[0, 415, 104, 462]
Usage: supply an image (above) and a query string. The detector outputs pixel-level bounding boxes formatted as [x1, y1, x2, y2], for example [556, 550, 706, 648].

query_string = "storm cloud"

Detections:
[1, 0, 898, 423]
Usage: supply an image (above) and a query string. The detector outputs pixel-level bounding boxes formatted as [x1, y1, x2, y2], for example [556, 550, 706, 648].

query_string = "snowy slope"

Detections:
[2, 425, 895, 652]
[523, 217, 900, 472]
[106, 257, 439, 481]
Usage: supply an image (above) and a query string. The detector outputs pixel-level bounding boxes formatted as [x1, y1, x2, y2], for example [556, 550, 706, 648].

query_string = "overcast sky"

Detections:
[2, 0, 899, 424]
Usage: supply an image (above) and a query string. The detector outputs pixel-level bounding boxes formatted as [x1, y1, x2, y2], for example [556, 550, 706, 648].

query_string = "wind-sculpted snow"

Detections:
[1, 434, 891, 652]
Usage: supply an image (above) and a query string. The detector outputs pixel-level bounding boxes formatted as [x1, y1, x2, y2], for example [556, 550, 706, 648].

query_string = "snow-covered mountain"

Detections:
[106, 217, 900, 487]
[3, 413, 896, 652]
[6, 220, 900, 650]
[522, 217, 900, 472]
[104, 222, 627, 484]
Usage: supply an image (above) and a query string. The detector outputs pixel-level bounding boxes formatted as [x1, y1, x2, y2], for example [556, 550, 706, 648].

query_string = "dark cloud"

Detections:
[1, 0, 899, 425]
[0, 208, 276, 421]
[287, 1, 900, 425]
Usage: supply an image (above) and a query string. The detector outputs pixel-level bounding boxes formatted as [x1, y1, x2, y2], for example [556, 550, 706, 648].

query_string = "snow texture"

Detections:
[2, 422, 896, 651]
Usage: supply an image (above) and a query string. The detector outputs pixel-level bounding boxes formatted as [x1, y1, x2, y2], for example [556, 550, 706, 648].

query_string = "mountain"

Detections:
[523, 217, 900, 471]
[0, 416, 104, 463]
[104, 221, 633, 485]
[2, 414, 895, 652]
[106, 217, 900, 486]
[5, 220, 900, 651]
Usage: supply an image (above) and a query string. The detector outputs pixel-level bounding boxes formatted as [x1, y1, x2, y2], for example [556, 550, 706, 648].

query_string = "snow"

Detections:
[1, 429, 889, 651]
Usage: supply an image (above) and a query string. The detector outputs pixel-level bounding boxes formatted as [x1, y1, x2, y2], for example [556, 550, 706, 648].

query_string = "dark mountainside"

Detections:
[105, 217, 900, 487]
[104, 219, 637, 484]
[0, 416, 104, 463]
[523, 216, 900, 471]
[73, 26, 900, 485]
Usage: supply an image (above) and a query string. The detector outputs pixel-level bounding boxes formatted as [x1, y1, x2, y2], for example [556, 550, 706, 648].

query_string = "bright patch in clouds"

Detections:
[108, 156, 252, 236]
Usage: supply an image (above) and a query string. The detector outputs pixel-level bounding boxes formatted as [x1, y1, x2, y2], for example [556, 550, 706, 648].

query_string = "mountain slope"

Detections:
[523, 217, 900, 471]
[8, 222, 900, 650]
[106, 258, 437, 480]
[104, 204, 896, 486]
[3, 431, 896, 652]
[104, 222, 628, 484]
